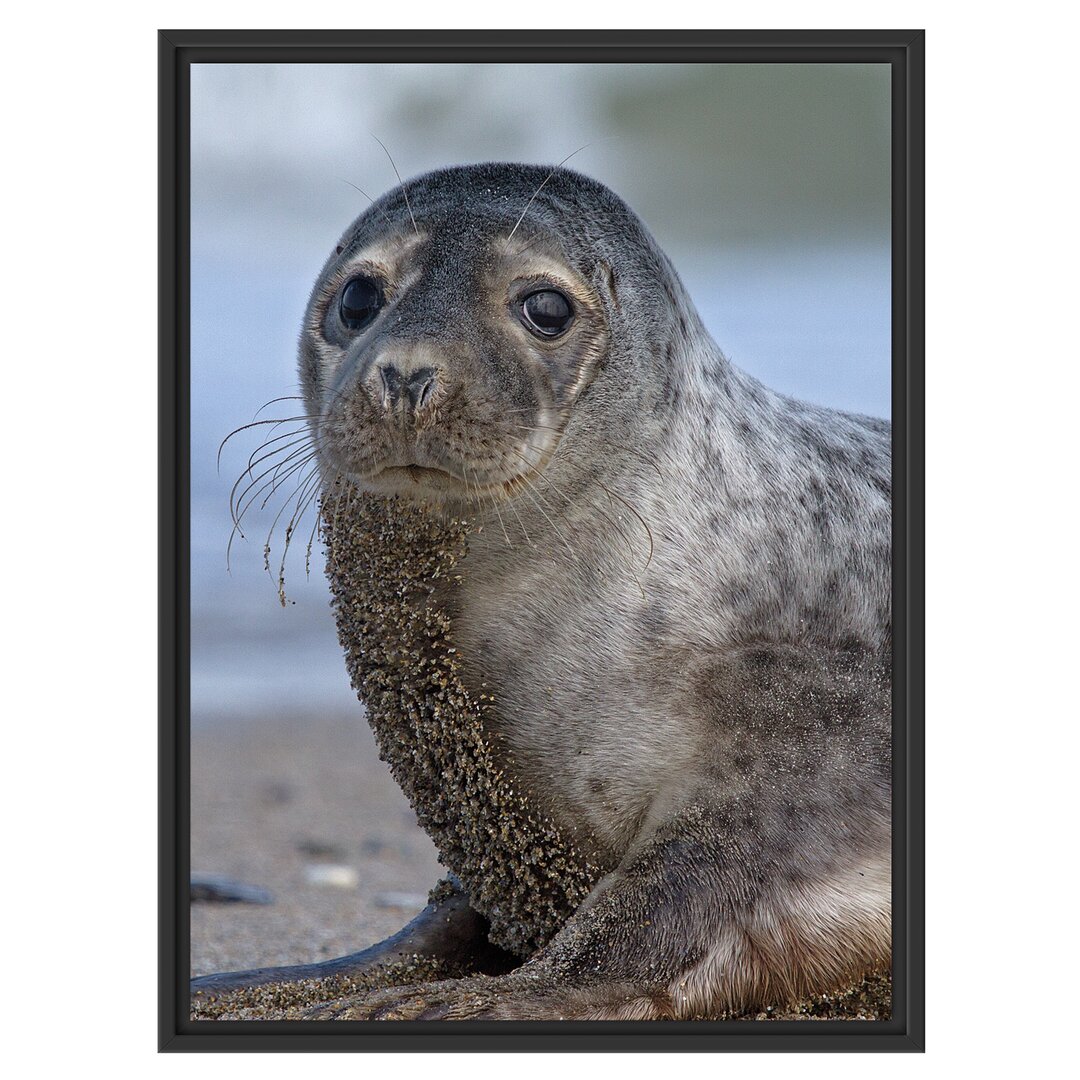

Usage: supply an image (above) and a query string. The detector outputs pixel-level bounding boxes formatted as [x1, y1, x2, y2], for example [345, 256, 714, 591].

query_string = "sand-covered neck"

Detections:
[319, 482, 602, 956]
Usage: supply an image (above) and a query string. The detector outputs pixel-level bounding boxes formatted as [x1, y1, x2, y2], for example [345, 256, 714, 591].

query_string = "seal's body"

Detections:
[195, 163, 891, 1020]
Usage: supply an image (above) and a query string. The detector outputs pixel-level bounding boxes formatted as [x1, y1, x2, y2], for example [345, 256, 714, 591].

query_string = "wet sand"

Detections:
[191, 710, 444, 979]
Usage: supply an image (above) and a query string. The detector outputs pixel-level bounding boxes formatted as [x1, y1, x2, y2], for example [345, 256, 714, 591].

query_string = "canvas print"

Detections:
[188, 61, 893, 1022]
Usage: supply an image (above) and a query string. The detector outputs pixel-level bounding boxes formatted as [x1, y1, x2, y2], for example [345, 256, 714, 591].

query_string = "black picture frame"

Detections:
[160, 28, 924, 1053]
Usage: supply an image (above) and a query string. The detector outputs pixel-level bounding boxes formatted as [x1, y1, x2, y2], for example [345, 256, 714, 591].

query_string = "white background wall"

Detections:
[2, 4, 1077, 1076]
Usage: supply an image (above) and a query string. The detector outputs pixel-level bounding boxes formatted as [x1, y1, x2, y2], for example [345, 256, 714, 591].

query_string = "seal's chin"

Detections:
[347, 458, 545, 507]
[377, 463, 459, 486]
[348, 461, 466, 504]
[349, 458, 519, 506]
[374, 463, 466, 496]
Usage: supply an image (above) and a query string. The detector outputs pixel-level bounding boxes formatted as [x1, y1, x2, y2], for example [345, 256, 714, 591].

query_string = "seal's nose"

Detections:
[375, 363, 439, 416]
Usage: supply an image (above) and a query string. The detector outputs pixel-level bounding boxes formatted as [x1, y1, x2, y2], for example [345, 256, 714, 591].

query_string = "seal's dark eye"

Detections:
[339, 276, 382, 331]
[520, 289, 574, 338]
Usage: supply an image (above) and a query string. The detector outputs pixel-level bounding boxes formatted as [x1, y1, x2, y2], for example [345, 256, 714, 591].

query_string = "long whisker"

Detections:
[263, 462, 321, 579]
[338, 177, 378, 206]
[467, 465, 514, 549]
[218, 415, 316, 472]
[253, 395, 306, 420]
[463, 467, 484, 516]
[470, 440, 586, 569]
[245, 427, 311, 479]
[237, 420, 309, 473]
[486, 477, 513, 549]
[230, 449, 320, 550]
[260, 450, 322, 511]
[229, 438, 316, 527]
[503, 488, 533, 546]
[226, 450, 321, 571]
[275, 468, 325, 604]
[338, 178, 396, 231]
[492, 444, 583, 561]
[527, 462, 649, 598]
[284, 464, 325, 540]
[230, 449, 309, 533]
[371, 134, 418, 237]
[509, 471, 576, 560]
[483, 457, 534, 547]
[237, 420, 308, 474]
[490, 434, 652, 590]
[597, 480, 655, 572]
[506, 144, 592, 244]
[508, 422, 665, 482]
[304, 496, 326, 578]
[326, 473, 349, 554]
[262, 430, 322, 483]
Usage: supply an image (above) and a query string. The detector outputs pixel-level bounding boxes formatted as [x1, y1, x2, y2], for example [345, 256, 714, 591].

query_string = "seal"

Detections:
[192, 163, 892, 1021]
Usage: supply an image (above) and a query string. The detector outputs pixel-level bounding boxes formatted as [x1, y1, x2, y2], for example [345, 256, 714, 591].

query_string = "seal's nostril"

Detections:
[378, 364, 403, 409]
[405, 367, 438, 412]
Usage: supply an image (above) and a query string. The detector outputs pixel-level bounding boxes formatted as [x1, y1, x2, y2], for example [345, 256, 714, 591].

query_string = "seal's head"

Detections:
[300, 163, 691, 506]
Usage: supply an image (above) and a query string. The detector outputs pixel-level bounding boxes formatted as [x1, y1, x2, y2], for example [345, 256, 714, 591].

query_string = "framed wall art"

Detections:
[160, 27, 924, 1052]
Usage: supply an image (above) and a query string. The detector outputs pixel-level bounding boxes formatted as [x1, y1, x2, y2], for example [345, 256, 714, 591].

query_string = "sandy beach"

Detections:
[191, 709, 444, 979]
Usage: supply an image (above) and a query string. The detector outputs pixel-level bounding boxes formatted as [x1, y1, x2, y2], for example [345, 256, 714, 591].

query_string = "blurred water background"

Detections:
[191, 62, 891, 724]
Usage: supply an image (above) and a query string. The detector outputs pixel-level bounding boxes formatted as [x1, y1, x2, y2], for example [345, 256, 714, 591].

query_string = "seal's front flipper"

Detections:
[189, 878, 518, 1005]
[307, 798, 891, 1020]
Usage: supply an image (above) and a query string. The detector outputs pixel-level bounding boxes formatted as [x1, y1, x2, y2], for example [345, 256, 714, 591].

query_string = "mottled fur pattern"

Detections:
[295, 164, 892, 1020]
